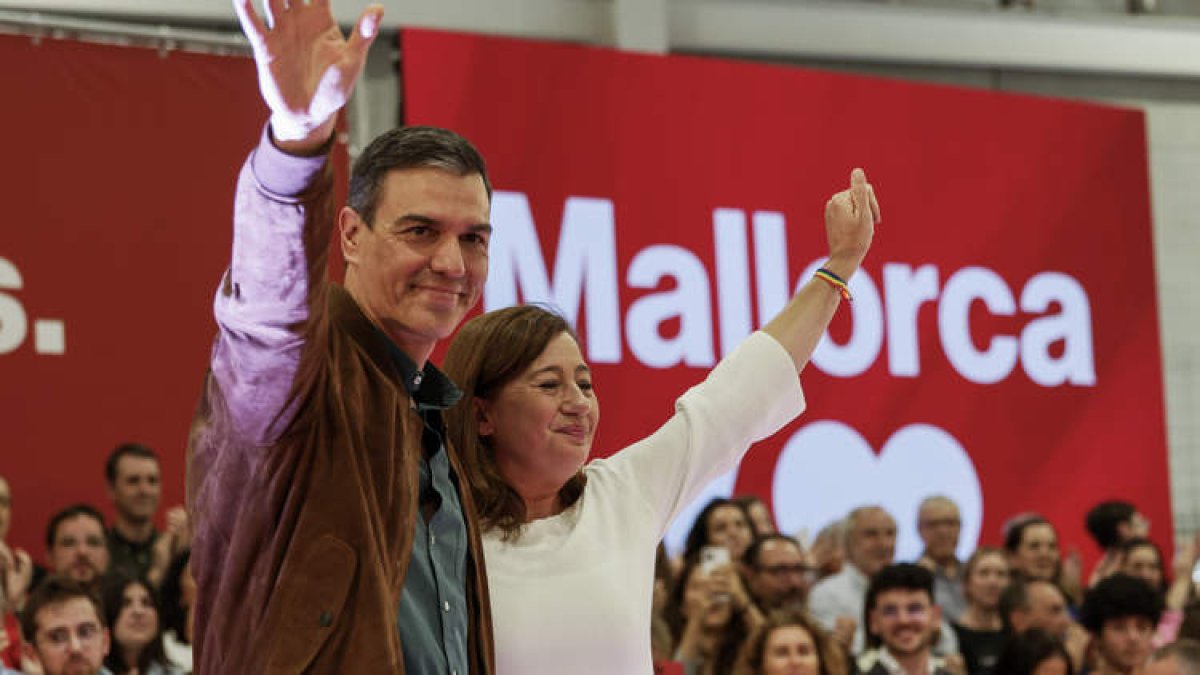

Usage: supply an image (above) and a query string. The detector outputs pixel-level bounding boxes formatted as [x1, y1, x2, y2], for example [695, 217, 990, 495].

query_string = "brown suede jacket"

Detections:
[187, 129, 494, 674]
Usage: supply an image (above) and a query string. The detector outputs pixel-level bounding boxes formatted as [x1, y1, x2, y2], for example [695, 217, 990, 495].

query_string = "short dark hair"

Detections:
[45, 503, 106, 549]
[1152, 638, 1200, 674]
[347, 125, 491, 227]
[105, 442, 158, 486]
[20, 575, 104, 642]
[1080, 573, 1162, 634]
[1086, 500, 1137, 550]
[1004, 515, 1054, 553]
[864, 563, 935, 648]
[745, 534, 802, 569]
[993, 628, 1072, 675]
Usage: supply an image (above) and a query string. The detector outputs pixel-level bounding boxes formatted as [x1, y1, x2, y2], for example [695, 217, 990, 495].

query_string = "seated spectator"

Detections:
[809, 506, 897, 650]
[1086, 501, 1149, 584]
[856, 563, 954, 675]
[684, 498, 758, 564]
[101, 575, 183, 675]
[667, 556, 762, 674]
[1000, 579, 1089, 670]
[992, 628, 1073, 675]
[916, 496, 967, 622]
[1146, 638, 1200, 675]
[747, 534, 814, 612]
[1080, 573, 1162, 675]
[735, 608, 848, 675]
[46, 504, 110, 589]
[17, 576, 110, 675]
[737, 495, 778, 537]
[952, 547, 1011, 674]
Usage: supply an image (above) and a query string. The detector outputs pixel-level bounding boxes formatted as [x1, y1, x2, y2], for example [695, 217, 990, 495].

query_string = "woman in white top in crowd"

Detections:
[443, 169, 880, 675]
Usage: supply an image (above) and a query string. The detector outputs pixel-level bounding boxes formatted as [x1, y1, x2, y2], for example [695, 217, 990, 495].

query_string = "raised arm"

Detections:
[763, 168, 880, 372]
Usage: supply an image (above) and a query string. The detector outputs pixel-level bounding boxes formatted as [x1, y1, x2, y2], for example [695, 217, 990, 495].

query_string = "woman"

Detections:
[1005, 517, 1061, 583]
[737, 495, 778, 538]
[952, 547, 1010, 674]
[159, 550, 195, 672]
[1120, 537, 1196, 647]
[443, 170, 879, 674]
[991, 629, 1073, 675]
[666, 557, 759, 675]
[735, 609, 847, 675]
[685, 498, 759, 564]
[101, 575, 183, 675]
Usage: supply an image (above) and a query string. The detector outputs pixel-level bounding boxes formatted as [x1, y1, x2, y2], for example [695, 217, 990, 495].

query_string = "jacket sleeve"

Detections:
[208, 124, 336, 446]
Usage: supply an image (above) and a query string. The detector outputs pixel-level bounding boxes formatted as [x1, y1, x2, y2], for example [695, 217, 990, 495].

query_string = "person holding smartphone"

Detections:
[443, 169, 881, 674]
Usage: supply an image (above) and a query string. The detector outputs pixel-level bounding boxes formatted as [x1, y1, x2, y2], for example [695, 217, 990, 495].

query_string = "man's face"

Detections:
[24, 597, 110, 675]
[850, 508, 897, 577]
[0, 475, 11, 541]
[917, 501, 961, 563]
[48, 515, 109, 583]
[108, 456, 160, 524]
[869, 588, 940, 659]
[341, 167, 490, 361]
[750, 539, 813, 610]
[1016, 581, 1071, 639]
[1012, 522, 1060, 581]
[1096, 616, 1155, 673]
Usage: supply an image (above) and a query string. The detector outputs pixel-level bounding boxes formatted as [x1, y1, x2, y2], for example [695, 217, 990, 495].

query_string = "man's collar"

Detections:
[373, 325, 461, 411]
[877, 647, 940, 675]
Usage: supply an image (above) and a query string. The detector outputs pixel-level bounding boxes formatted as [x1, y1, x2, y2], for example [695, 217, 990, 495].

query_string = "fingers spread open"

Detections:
[232, 0, 269, 48]
[348, 4, 384, 56]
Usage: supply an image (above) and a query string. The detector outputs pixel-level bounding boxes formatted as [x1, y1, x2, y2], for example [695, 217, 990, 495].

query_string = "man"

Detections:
[855, 563, 953, 675]
[1000, 578, 1089, 669]
[747, 534, 813, 611]
[104, 443, 161, 581]
[1147, 639, 1200, 675]
[1087, 500, 1150, 583]
[15, 576, 111, 675]
[188, 1, 494, 672]
[1080, 573, 1161, 675]
[810, 506, 897, 643]
[45, 505, 109, 589]
[915, 496, 966, 622]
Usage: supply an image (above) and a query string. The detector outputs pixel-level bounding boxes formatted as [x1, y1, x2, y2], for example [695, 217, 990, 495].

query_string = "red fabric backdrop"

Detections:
[0, 35, 274, 559]
[400, 29, 1170, 564]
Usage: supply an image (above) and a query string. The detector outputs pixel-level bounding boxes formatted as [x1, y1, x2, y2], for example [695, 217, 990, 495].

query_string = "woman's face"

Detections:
[114, 583, 158, 652]
[762, 625, 821, 675]
[707, 505, 753, 560]
[1013, 523, 1059, 581]
[1121, 544, 1164, 591]
[965, 552, 1010, 610]
[478, 332, 600, 498]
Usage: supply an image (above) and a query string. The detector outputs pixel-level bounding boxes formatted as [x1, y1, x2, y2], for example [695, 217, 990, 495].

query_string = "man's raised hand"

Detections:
[233, 0, 384, 152]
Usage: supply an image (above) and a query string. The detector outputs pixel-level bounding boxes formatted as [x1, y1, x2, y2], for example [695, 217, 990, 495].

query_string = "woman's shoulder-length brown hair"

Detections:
[442, 304, 587, 539]
[734, 608, 848, 675]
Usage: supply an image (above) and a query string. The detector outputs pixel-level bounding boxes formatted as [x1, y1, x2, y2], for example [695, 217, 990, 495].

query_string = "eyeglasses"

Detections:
[39, 622, 102, 650]
[876, 603, 930, 619]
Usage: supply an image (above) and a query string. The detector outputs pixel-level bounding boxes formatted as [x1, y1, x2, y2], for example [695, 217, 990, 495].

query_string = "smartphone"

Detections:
[700, 545, 731, 575]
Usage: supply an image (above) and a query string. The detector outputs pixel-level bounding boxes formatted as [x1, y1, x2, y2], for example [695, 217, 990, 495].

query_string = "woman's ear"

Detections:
[474, 397, 494, 437]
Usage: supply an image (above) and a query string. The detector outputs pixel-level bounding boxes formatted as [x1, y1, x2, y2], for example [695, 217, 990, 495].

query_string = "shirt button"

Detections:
[430, 534, 436, 546]
[443, 601, 450, 613]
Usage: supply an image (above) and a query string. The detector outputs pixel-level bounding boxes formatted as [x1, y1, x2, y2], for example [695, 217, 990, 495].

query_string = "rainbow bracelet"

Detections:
[815, 267, 852, 302]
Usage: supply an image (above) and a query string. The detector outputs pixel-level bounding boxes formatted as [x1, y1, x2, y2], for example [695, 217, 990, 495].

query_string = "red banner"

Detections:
[0, 35, 268, 557]
[401, 29, 1169, 564]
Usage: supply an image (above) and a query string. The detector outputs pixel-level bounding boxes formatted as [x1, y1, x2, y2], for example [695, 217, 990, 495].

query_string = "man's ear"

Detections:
[339, 207, 367, 265]
[475, 397, 494, 437]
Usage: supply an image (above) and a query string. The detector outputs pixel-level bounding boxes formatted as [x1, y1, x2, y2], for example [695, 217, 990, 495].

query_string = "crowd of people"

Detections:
[0, 446, 193, 674]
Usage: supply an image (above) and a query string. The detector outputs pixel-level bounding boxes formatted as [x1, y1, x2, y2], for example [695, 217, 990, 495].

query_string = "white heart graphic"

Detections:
[772, 421, 983, 562]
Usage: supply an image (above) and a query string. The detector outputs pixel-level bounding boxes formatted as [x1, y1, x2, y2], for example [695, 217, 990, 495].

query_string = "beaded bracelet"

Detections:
[815, 267, 852, 302]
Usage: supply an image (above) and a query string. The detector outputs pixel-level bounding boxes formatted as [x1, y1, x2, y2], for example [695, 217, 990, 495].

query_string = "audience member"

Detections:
[18, 576, 111, 675]
[46, 505, 110, 588]
[809, 506, 897, 650]
[0, 475, 31, 670]
[1080, 573, 1162, 675]
[158, 550, 194, 672]
[737, 496, 778, 537]
[1000, 579, 1088, 669]
[812, 521, 846, 581]
[1005, 516, 1062, 584]
[917, 496, 967, 622]
[104, 444, 164, 583]
[668, 557, 763, 674]
[685, 498, 759, 564]
[100, 575, 182, 675]
[856, 563, 953, 675]
[735, 608, 848, 675]
[952, 547, 1010, 674]
[991, 628, 1073, 675]
[747, 534, 814, 612]
[1086, 501, 1149, 584]
[1147, 638, 1200, 675]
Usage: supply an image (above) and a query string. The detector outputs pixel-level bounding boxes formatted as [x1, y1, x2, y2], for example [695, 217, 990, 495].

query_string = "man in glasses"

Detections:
[16, 576, 111, 675]
[747, 534, 815, 612]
